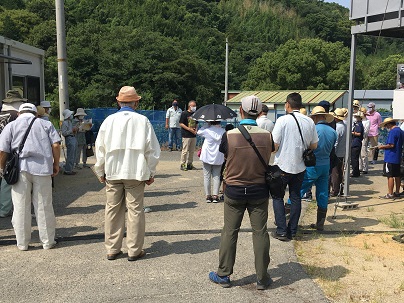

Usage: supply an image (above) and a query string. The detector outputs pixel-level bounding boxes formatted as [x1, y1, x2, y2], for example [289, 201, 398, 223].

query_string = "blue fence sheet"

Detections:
[85, 108, 393, 148]
[85, 108, 239, 147]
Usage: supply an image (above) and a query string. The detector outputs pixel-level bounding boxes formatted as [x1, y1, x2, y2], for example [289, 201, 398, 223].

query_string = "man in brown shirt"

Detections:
[209, 96, 274, 290]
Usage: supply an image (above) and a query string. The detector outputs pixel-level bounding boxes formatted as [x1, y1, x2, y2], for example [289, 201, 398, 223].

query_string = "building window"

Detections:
[12, 75, 40, 104]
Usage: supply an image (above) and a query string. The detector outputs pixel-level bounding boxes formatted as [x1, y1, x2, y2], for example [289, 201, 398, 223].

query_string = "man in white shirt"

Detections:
[94, 86, 160, 261]
[256, 104, 274, 132]
[271, 93, 318, 241]
[165, 100, 182, 151]
[0, 103, 61, 251]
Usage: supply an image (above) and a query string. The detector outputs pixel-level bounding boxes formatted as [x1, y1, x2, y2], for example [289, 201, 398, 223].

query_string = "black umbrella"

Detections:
[192, 104, 237, 121]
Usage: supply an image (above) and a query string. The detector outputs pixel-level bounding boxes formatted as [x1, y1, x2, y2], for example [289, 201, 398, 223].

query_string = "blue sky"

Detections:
[324, 0, 350, 8]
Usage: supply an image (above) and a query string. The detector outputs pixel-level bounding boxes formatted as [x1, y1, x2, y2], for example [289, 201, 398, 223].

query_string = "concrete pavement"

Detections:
[0, 151, 329, 303]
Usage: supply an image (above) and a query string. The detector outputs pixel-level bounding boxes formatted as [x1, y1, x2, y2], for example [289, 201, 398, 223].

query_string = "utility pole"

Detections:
[224, 37, 229, 106]
[55, 0, 69, 121]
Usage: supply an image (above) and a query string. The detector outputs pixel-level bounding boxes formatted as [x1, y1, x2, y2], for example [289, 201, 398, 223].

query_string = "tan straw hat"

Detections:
[116, 86, 142, 102]
[341, 108, 348, 117]
[379, 117, 397, 128]
[332, 108, 346, 121]
[299, 108, 307, 115]
[353, 100, 360, 108]
[36, 106, 46, 116]
[310, 106, 334, 123]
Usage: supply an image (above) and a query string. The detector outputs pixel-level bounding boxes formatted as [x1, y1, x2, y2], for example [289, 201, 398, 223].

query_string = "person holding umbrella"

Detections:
[197, 121, 225, 203]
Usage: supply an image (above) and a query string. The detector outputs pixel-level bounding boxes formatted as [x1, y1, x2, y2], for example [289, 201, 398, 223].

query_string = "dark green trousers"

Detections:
[217, 195, 270, 283]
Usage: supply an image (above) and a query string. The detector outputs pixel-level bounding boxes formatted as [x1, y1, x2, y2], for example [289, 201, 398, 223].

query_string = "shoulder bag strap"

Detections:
[17, 117, 37, 153]
[289, 112, 306, 147]
[237, 125, 268, 171]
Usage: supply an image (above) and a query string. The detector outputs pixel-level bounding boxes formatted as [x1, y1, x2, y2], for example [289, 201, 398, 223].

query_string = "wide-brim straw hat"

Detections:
[310, 106, 334, 123]
[332, 108, 346, 121]
[63, 109, 74, 119]
[74, 108, 87, 117]
[379, 117, 397, 128]
[300, 108, 307, 115]
[116, 86, 142, 102]
[2, 90, 27, 103]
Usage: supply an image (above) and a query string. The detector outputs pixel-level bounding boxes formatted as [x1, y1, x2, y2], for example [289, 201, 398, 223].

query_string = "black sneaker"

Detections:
[187, 163, 195, 170]
[257, 277, 273, 290]
[271, 231, 289, 242]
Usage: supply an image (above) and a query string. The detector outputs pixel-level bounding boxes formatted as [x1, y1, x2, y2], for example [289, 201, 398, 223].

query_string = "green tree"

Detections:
[363, 54, 404, 90]
[243, 38, 356, 90]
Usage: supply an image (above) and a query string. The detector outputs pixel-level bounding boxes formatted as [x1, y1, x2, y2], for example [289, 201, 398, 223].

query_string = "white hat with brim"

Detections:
[310, 106, 334, 123]
[40, 100, 51, 108]
[19, 103, 37, 113]
[2, 102, 23, 111]
[379, 117, 397, 128]
[63, 109, 74, 119]
[74, 108, 87, 117]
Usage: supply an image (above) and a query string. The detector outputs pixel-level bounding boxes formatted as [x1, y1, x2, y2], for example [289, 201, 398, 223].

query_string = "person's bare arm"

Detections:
[51, 143, 61, 177]
[309, 142, 318, 150]
[0, 151, 8, 170]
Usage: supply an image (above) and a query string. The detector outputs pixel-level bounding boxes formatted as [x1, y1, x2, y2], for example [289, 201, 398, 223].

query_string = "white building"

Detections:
[0, 35, 45, 105]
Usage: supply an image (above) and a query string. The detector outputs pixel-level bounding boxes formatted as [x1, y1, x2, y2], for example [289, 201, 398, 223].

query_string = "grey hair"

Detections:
[118, 101, 137, 108]
[188, 100, 196, 107]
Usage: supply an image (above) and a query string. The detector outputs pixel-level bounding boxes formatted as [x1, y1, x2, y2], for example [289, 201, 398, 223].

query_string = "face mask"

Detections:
[172, 103, 178, 107]
[190, 106, 196, 112]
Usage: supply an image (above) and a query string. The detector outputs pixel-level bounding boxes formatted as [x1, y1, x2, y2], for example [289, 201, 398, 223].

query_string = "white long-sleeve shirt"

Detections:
[197, 124, 225, 165]
[94, 108, 160, 181]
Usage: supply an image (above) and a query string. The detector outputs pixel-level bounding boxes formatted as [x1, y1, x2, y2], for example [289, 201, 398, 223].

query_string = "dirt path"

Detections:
[296, 162, 404, 303]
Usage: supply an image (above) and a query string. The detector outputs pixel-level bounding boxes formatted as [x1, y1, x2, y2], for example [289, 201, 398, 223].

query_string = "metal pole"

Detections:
[224, 37, 229, 106]
[7, 46, 12, 89]
[55, 0, 69, 122]
[343, 33, 357, 197]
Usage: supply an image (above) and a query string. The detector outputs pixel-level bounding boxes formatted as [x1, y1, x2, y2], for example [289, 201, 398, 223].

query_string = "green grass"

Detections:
[379, 213, 404, 229]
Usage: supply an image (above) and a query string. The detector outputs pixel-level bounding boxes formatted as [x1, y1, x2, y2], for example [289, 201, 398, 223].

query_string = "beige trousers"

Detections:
[11, 171, 56, 250]
[368, 136, 379, 161]
[105, 179, 145, 257]
[181, 137, 196, 164]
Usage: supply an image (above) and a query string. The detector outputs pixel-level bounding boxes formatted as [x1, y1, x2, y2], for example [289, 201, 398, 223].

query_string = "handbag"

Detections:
[3, 117, 37, 185]
[290, 113, 316, 167]
[86, 145, 94, 157]
[238, 125, 285, 198]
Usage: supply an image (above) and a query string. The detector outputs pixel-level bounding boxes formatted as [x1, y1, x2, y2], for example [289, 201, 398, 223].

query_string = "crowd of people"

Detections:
[0, 86, 403, 291]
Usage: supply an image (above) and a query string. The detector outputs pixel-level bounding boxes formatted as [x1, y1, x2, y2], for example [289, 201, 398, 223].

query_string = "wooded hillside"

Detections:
[0, 0, 403, 110]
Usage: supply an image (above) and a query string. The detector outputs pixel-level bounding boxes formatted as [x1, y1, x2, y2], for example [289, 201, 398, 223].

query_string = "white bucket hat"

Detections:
[63, 109, 74, 119]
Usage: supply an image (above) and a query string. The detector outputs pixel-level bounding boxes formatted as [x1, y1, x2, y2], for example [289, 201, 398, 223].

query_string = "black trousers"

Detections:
[351, 145, 361, 177]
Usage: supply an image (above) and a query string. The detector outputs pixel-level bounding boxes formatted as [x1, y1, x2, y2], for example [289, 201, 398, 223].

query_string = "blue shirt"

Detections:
[384, 127, 404, 164]
[314, 122, 337, 166]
